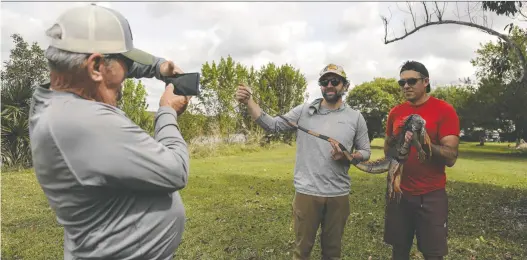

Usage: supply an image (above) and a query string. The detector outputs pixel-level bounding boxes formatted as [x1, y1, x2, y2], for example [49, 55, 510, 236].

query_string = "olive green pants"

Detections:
[292, 192, 350, 260]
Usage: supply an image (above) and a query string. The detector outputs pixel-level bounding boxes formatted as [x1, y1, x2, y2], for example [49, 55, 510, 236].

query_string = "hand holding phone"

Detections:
[162, 72, 201, 96]
[160, 84, 191, 115]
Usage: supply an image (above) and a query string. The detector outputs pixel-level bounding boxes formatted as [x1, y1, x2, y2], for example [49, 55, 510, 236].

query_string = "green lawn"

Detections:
[2, 139, 526, 259]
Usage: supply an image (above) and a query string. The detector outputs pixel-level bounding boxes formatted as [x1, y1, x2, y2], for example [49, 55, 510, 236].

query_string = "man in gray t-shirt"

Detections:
[235, 64, 371, 259]
[29, 4, 190, 260]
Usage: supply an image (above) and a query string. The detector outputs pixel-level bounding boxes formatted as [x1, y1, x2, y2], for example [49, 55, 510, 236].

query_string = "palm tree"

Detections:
[1, 78, 35, 169]
[1, 34, 49, 170]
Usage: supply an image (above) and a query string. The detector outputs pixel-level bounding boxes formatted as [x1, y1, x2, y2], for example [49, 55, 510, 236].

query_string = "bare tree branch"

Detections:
[381, 1, 527, 84]
[439, 2, 447, 20]
[381, 15, 389, 44]
[407, 2, 417, 28]
[454, 1, 461, 20]
[434, 2, 444, 21]
[466, 1, 474, 23]
[396, 2, 411, 15]
[422, 2, 430, 23]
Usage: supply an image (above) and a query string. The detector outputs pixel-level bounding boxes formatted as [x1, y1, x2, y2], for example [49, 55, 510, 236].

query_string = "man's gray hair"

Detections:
[44, 24, 89, 72]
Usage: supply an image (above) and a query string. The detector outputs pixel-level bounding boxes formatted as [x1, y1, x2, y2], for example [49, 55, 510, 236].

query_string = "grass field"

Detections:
[2, 139, 526, 259]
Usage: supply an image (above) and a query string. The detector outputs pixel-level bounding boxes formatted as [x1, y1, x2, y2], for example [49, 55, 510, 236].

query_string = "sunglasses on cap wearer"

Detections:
[398, 77, 425, 87]
[319, 78, 342, 87]
[103, 53, 134, 70]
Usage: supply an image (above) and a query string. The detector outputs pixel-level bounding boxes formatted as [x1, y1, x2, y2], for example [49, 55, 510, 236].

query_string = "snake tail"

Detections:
[386, 160, 402, 201]
[393, 164, 403, 194]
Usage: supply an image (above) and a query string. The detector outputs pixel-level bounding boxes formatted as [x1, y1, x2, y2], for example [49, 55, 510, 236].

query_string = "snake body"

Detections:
[245, 90, 432, 201]
[350, 114, 432, 201]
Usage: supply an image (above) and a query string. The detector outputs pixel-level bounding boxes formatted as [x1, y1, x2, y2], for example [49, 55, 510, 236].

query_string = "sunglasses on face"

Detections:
[104, 54, 134, 70]
[398, 77, 424, 87]
[319, 78, 341, 87]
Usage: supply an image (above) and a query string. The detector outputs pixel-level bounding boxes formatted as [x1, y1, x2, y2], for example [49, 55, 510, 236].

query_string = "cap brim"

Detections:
[122, 48, 155, 65]
[319, 70, 344, 78]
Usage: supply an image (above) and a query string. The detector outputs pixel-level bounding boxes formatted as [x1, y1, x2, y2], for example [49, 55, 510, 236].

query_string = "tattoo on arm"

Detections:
[430, 136, 459, 167]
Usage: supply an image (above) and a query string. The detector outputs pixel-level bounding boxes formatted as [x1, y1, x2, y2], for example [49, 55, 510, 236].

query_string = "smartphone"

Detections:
[163, 72, 201, 96]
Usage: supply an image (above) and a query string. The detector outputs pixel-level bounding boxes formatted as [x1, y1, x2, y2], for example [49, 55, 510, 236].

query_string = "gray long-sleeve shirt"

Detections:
[256, 98, 371, 197]
[28, 57, 189, 260]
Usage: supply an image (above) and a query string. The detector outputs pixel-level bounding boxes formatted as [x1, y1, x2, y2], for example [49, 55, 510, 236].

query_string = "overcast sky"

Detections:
[1, 1, 519, 111]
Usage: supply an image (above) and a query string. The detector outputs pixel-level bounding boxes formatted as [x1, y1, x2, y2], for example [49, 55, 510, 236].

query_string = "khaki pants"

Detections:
[292, 192, 350, 260]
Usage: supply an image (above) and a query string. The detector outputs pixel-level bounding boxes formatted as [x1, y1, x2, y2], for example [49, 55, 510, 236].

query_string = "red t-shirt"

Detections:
[385, 96, 460, 195]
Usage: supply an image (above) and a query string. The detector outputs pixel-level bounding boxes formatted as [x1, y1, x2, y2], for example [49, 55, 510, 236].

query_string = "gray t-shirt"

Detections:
[29, 57, 189, 260]
[255, 99, 371, 197]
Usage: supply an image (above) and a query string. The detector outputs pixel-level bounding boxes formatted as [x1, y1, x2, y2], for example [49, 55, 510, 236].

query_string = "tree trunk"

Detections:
[513, 117, 526, 145]
[519, 117, 527, 143]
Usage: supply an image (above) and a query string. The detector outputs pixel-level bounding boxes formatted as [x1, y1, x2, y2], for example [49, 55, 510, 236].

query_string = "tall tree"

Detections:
[198, 56, 251, 137]
[117, 79, 155, 136]
[1, 34, 49, 169]
[346, 77, 405, 142]
[471, 26, 527, 85]
[198, 57, 308, 144]
[1, 34, 49, 87]
[430, 84, 475, 130]
[255, 63, 308, 144]
[468, 26, 527, 140]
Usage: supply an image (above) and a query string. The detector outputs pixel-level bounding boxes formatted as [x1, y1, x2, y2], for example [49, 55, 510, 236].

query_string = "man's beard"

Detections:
[322, 90, 342, 103]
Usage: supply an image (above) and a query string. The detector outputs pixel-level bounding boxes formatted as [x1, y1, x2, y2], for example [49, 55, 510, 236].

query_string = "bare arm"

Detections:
[245, 98, 263, 121]
[431, 135, 459, 167]
[433, 103, 461, 167]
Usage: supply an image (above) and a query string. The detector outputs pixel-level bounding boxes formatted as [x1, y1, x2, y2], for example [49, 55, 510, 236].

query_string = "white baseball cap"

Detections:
[46, 3, 154, 65]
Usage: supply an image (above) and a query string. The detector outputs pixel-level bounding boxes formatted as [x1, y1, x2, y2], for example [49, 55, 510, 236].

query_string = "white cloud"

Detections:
[1, 8, 48, 55]
[1, 1, 518, 111]
[339, 3, 381, 33]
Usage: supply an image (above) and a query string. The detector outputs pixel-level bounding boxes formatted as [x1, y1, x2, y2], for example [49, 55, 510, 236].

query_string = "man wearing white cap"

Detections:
[236, 64, 371, 259]
[29, 4, 190, 260]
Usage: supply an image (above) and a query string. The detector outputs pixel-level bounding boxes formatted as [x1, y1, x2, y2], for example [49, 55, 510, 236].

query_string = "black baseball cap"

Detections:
[400, 61, 431, 93]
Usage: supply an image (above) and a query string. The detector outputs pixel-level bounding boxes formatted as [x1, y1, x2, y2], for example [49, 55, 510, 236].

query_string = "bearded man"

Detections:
[235, 64, 371, 260]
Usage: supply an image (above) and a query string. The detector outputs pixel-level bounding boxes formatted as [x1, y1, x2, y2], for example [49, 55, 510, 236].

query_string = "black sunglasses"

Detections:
[398, 77, 424, 87]
[319, 78, 341, 87]
[104, 54, 134, 70]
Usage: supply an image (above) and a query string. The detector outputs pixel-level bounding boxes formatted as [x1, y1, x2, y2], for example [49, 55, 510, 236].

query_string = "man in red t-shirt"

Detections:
[383, 61, 460, 260]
